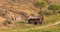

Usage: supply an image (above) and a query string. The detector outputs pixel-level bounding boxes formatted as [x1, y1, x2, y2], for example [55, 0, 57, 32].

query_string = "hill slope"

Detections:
[0, 0, 60, 22]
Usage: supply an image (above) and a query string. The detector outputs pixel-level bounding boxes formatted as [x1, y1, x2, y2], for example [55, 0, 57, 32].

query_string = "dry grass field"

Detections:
[0, 0, 60, 32]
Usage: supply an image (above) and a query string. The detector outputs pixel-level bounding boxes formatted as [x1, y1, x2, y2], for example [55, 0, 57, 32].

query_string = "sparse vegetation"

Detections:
[0, 0, 60, 32]
[36, 1, 47, 10]
[48, 4, 60, 13]
[28, 27, 60, 32]
[38, 10, 53, 15]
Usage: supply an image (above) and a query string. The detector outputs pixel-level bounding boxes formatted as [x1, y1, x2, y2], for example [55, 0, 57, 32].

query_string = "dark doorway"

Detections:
[34, 22, 37, 25]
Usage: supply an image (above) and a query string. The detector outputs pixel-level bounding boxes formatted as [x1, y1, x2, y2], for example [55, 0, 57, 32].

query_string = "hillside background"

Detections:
[0, 0, 60, 32]
[0, 0, 60, 22]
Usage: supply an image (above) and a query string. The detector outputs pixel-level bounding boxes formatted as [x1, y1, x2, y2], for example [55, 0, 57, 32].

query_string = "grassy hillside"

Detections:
[0, 0, 60, 32]
[0, 0, 60, 21]
[0, 14, 60, 32]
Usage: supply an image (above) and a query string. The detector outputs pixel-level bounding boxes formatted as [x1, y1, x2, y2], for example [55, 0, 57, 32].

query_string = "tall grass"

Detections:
[44, 14, 60, 25]
[28, 27, 60, 32]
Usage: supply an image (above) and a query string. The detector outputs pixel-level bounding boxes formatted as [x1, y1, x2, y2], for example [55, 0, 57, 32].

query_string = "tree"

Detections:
[36, 1, 47, 10]
[48, 4, 60, 13]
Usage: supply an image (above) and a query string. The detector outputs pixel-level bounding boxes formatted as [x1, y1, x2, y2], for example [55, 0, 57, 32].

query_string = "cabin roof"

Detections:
[28, 16, 40, 19]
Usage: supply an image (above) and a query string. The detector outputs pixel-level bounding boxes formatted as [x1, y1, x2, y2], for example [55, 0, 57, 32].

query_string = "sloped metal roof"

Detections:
[28, 16, 40, 19]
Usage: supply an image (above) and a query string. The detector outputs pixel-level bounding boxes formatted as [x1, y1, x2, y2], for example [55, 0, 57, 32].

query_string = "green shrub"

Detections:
[35, 1, 47, 10]
[16, 22, 25, 24]
[38, 10, 53, 16]
[43, 11, 53, 15]
[48, 4, 60, 13]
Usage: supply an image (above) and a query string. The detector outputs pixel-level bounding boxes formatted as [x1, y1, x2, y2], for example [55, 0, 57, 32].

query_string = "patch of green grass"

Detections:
[44, 14, 60, 25]
[28, 27, 60, 32]
[16, 21, 40, 29]
[16, 21, 25, 24]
